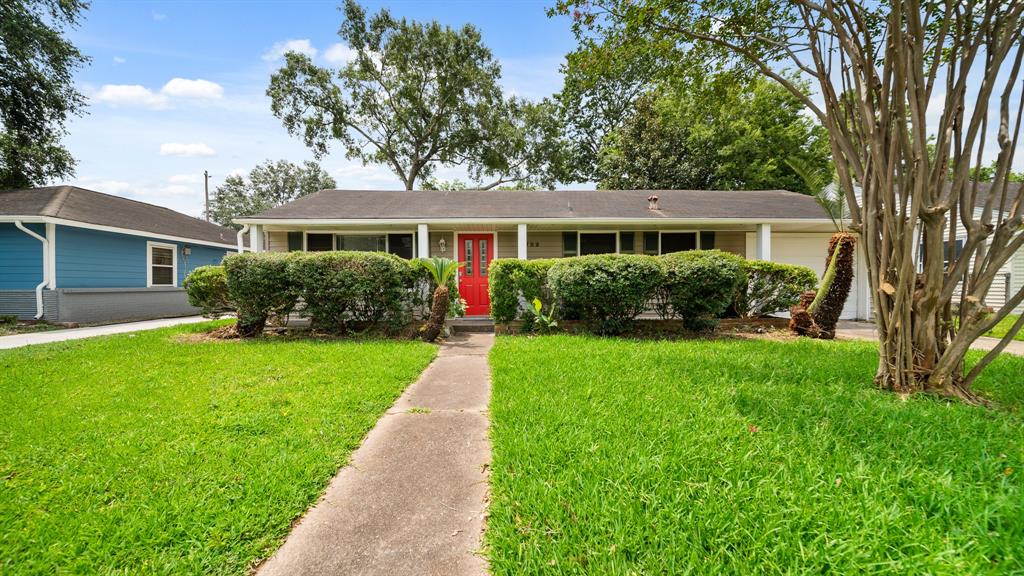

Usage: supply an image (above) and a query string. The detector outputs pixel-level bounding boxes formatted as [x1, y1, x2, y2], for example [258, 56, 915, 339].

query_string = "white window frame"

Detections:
[147, 241, 178, 287]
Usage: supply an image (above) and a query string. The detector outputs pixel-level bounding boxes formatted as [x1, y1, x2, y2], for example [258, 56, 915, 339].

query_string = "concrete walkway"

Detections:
[0, 315, 212, 350]
[835, 320, 1024, 356]
[258, 333, 493, 576]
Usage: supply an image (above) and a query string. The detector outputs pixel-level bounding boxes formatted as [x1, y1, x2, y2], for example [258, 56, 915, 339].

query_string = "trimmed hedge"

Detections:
[548, 254, 663, 335]
[288, 251, 413, 332]
[488, 259, 557, 324]
[660, 250, 747, 331]
[736, 260, 818, 318]
[182, 265, 230, 317]
[222, 253, 296, 336]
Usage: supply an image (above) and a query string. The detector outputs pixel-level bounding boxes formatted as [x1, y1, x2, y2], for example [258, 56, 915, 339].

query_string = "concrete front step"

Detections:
[447, 317, 495, 334]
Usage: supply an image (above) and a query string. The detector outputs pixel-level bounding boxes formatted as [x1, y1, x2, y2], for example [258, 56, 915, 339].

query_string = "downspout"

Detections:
[236, 224, 250, 253]
[15, 221, 48, 319]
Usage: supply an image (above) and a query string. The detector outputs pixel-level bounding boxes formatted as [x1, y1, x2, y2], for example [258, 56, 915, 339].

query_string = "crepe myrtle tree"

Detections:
[555, 0, 1024, 401]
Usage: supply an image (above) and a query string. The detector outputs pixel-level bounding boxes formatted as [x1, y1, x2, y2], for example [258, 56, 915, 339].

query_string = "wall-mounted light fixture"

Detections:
[438, 236, 447, 254]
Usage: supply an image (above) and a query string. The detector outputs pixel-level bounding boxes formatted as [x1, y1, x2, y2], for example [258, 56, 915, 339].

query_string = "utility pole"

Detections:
[203, 170, 211, 222]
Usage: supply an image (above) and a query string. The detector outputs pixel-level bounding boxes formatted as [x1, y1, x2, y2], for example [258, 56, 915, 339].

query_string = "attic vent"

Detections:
[647, 194, 660, 210]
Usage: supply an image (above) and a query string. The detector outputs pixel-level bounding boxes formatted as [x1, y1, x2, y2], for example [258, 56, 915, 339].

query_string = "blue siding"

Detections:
[55, 225, 233, 288]
[0, 223, 45, 290]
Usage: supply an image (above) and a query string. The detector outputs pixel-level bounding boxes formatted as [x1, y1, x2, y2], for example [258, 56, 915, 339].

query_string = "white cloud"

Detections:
[161, 78, 224, 99]
[152, 11, 167, 21]
[227, 167, 247, 177]
[323, 43, 357, 64]
[159, 143, 216, 157]
[168, 174, 203, 184]
[262, 39, 317, 62]
[92, 84, 170, 109]
[113, 56, 126, 65]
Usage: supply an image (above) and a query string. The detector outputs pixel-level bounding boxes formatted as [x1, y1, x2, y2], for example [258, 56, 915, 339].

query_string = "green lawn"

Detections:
[487, 335, 1024, 574]
[988, 313, 1024, 342]
[0, 322, 436, 574]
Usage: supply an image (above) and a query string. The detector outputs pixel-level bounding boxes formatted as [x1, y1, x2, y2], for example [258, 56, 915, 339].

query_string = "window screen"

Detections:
[287, 231, 303, 252]
[579, 233, 617, 255]
[562, 232, 578, 257]
[660, 232, 697, 254]
[150, 245, 175, 286]
[306, 233, 334, 252]
[387, 234, 414, 259]
[700, 231, 716, 250]
[643, 232, 659, 255]
[619, 232, 635, 254]
[338, 235, 386, 252]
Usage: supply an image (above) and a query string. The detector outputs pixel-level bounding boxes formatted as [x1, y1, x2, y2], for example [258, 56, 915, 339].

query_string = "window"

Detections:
[480, 239, 489, 276]
[661, 232, 697, 254]
[147, 242, 176, 287]
[920, 239, 964, 269]
[643, 232, 659, 255]
[620, 232, 636, 254]
[287, 231, 303, 252]
[562, 232, 578, 257]
[338, 234, 386, 252]
[579, 233, 617, 255]
[306, 233, 334, 252]
[464, 239, 473, 275]
[700, 231, 716, 250]
[387, 233, 414, 259]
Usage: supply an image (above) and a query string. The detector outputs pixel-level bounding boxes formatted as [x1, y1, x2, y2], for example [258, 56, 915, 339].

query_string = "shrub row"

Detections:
[489, 252, 817, 334]
[185, 252, 457, 336]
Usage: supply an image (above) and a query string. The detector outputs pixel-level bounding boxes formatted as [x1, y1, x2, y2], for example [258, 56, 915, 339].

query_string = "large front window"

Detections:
[579, 233, 617, 255]
[337, 234, 386, 252]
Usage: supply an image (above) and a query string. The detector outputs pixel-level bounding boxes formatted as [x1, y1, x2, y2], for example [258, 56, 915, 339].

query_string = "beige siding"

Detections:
[497, 232, 516, 259]
[267, 231, 289, 252]
[714, 231, 746, 256]
[526, 231, 565, 259]
[428, 231, 454, 258]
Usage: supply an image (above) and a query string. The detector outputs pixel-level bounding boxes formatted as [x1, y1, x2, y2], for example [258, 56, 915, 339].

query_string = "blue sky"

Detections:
[64, 0, 577, 217]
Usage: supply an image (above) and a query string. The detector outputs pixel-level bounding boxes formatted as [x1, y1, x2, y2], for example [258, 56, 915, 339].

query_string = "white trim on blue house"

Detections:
[146, 241, 178, 288]
[0, 216, 237, 250]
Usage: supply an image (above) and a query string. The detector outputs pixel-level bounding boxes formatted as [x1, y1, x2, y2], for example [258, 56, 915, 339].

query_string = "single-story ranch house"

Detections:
[0, 186, 238, 323]
[235, 188, 876, 319]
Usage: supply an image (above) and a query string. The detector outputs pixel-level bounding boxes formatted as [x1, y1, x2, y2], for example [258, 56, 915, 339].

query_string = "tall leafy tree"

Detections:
[598, 75, 830, 192]
[269, 0, 518, 190]
[0, 0, 89, 189]
[209, 160, 336, 229]
[554, 0, 1024, 400]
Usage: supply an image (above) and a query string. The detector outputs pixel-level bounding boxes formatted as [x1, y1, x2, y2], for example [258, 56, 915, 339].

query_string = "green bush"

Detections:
[735, 260, 818, 318]
[183, 265, 231, 317]
[222, 253, 296, 336]
[288, 251, 413, 333]
[488, 259, 558, 324]
[548, 254, 663, 334]
[660, 250, 747, 331]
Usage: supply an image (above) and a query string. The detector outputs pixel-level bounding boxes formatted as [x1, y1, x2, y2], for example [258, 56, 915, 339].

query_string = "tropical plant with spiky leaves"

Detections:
[421, 258, 463, 342]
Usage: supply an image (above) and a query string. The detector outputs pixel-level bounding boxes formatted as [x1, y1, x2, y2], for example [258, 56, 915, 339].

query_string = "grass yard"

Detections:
[487, 335, 1024, 574]
[0, 322, 436, 574]
[987, 313, 1024, 342]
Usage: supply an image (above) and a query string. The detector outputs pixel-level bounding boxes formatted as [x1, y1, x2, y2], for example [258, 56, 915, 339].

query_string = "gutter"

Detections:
[237, 224, 250, 252]
[232, 217, 846, 226]
[14, 221, 48, 320]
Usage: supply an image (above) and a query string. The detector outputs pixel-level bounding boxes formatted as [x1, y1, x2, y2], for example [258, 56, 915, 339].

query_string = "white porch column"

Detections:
[755, 223, 772, 260]
[517, 224, 528, 259]
[417, 224, 430, 259]
[249, 224, 262, 253]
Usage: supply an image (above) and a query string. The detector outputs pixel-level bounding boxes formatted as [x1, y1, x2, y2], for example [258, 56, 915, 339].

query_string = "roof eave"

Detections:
[233, 216, 841, 226]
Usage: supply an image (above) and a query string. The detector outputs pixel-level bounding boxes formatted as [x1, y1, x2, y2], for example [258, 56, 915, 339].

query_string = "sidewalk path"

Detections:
[0, 316, 212, 350]
[258, 333, 493, 576]
[835, 320, 1024, 356]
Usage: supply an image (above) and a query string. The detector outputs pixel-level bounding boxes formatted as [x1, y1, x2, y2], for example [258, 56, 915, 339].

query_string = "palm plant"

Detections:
[421, 257, 462, 342]
[786, 158, 857, 339]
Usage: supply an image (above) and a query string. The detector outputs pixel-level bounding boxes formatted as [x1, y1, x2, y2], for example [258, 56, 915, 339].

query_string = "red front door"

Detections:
[457, 234, 493, 316]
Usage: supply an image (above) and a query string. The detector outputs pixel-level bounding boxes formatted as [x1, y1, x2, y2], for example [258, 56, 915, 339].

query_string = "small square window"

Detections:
[643, 232, 659, 255]
[562, 232, 578, 257]
[580, 233, 617, 255]
[700, 231, 716, 250]
[306, 233, 334, 252]
[620, 232, 635, 254]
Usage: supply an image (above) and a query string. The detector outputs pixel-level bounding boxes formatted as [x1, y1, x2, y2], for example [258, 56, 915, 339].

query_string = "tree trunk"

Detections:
[422, 285, 449, 342]
[788, 232, 856, 340]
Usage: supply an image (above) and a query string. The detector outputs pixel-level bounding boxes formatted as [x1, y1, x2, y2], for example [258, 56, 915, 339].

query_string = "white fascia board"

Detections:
[233, 217, 843, 226]
[0, 216, 238, 250]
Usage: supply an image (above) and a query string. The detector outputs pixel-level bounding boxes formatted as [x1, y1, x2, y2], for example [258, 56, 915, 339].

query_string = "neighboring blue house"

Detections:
[1, 186, 239, 324]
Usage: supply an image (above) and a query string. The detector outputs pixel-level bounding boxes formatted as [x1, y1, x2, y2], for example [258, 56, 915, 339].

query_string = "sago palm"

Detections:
[421, 257, 462, 342]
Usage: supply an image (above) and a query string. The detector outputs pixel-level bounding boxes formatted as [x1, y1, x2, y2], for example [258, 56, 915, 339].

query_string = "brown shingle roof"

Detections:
[0, 186, 237, 246]
[243, 189, 829, 221]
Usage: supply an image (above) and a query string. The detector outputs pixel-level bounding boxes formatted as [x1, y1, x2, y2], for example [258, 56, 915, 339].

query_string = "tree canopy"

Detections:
[209, 160, 336, 229]
[268, 0, 566, 190]
[597, 75, 831, 192]
[0, 0, 89, 189]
